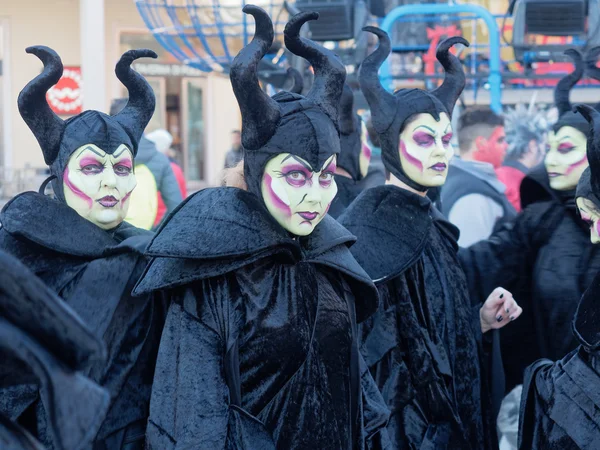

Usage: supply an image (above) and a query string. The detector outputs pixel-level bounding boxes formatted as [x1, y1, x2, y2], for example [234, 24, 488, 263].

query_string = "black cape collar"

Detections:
[134, 187, 378, 321]
[0, 192, 152, 258]
[338, 184, 433, 282]
[573, 271, 600, 352]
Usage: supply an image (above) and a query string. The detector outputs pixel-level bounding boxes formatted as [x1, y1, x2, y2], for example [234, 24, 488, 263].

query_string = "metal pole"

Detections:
[378, 3, 502, 112]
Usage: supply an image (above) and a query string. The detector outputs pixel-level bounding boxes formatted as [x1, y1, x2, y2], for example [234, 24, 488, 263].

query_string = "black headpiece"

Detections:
[18, 46, 157, 200]
[230, 5, 346, 198]
[552, 49, 591, 136]
[575, 104, 600, 206]
[338, 83, 364, 180]
[286, 67, 304, 94]
[359, 27, 468, 191]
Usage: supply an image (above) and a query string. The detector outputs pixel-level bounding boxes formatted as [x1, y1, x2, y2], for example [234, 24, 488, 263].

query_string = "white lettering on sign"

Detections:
[132, 63, 205, 77]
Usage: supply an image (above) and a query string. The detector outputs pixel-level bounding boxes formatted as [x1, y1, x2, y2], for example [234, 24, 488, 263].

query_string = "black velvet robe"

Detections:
[133, 187, 391, 450]
[339, 185, 498, 450]
[459, 181, 600, 391]
[0, 191, 168, 449]
[0, 249, 109, 450]
[329, 173, 384, 219]
[518, 271, 600, 449]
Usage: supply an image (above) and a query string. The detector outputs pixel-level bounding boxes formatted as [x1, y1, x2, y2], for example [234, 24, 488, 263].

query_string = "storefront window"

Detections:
[186, 81, 204, 181]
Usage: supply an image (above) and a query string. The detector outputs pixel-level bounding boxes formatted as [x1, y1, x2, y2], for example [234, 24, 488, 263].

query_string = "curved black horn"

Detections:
[555, 49, 584, 116]
[284, 12, 346, 123]
[17, 46, 66, 166]
[575, 104, 600, 194]
[286, 67, 304, 94]
[358, 27, 396, 134]
[230, 5, 281, 150]
[431, 36, 469, 116]
[113, 49, 158, 151]
[584, 46, 600, 110]
[339, 83, 356, 135]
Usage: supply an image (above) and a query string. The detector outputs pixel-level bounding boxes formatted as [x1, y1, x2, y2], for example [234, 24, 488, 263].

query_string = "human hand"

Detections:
[480, 287, 522, 333]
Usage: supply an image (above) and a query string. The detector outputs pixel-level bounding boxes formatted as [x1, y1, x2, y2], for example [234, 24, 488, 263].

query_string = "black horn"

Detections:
[112, 49, 158, 153]
[230, 5, 281, 150]
[339, 83, 356, 135]
[431, 36, 469, 116]
[17, 46, 66, 166]
[584, 46, 600, 110]
[555, 49, 584, 116]
[358, 27, 396, 134]
[284, 12, 346, 123]
[575, 104, 600, 195]
[287, 67, 304, 94]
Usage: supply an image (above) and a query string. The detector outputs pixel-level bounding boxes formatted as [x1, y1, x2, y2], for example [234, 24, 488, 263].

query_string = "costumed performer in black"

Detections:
[459, 47, 600, 393]
[518, 104, 600, 449]
[329, 83, 375, 218]
[338, 27, 522, 449]
[133, 6, 390, 450]
[0, 249, 109, 450]
[0, 46, 168, 449]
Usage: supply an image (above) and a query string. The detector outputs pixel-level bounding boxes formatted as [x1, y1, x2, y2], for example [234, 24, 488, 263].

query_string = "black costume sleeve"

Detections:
[146, 276, 275, 450]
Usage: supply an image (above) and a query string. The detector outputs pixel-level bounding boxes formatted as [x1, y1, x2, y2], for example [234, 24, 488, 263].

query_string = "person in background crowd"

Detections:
[328, 83, 373, 218]
[519, 104, 600, 450]
[459, 48, 600, 395]
[496, 104, 548, 212]
[110, 99, 183, 230]
[363, 111, 387, 186]
[224, 129, 244, 169]
[341, 28, 521, 449]
[145, 129, 187, 227]
[0, 46, 168, 449]
[441, 107, 516, 247]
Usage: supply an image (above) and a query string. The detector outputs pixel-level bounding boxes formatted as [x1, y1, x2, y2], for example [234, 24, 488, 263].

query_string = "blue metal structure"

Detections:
[379, 3, 503, 113]
[135, 0, 287, 73]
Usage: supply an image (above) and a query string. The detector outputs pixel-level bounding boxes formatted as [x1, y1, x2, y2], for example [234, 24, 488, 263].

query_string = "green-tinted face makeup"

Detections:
[63, 144, 136, 230]
[577, 197, 600, 244]
[261, 153, 338, 236]
[545, 126, 589, 191]
[398, 112, 453, 187]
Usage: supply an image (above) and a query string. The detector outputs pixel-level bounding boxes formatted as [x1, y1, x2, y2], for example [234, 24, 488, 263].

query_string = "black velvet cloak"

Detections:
[518, 270, 600, 449]
[338, 185, 499, 449]
[459, 167, 600, 391]
[0, 191, 168, 449]
[0, 249, 109, 450]
[133, 187, 391, 450]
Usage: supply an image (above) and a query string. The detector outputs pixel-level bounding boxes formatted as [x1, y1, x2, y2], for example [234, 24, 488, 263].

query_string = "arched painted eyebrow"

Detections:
[559, 136, 572, 142]
[281, 154, 312, 171]
[113, 146, 130, 158]
[412, 125, 437, 135]
[444, 123, 452, 134]
[76, 145, 105, 158]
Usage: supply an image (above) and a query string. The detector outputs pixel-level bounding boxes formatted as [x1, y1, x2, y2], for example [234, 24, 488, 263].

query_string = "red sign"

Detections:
[47, 67, 82, 115]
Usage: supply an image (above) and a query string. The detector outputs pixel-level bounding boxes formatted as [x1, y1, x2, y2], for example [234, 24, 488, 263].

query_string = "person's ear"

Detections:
[474, 135, 487, 152]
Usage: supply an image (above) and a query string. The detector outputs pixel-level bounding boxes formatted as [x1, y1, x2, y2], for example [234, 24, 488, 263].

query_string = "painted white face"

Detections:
[261, 153, 338, 236]
[63, 144, 137, 230]
[398, 112, 454, 187]
[545, 126, 588, 191]
[359, 121, 372, 179]
[577, 197, 600, 244]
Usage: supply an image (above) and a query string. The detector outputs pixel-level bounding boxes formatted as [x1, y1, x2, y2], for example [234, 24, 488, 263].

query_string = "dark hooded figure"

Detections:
[518, 104, 600, 449]
[0, 250, 109, 450]
[132, 6, 389, 449]
[459, 47, 600, 393]
[0, 47, 168, 449]
[328, 83, 378, 218]
[338, 27, 521, 449]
